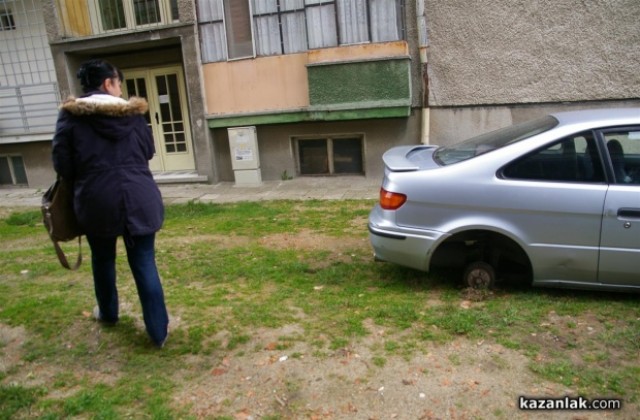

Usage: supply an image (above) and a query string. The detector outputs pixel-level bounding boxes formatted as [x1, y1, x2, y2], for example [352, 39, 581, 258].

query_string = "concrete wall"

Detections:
[0, 141, 53, 188]
[213, 111, 421, 182]
[425, 0, 640, 106]
[423, 0, 640, 146]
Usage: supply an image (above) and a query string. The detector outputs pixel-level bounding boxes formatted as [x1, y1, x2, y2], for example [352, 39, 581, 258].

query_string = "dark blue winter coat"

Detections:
[52, 93, 164, 237]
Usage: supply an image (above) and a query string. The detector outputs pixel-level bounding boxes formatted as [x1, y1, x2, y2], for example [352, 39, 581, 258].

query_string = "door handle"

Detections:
[617, 208, 640, 220]
[155, 112, 160, 124]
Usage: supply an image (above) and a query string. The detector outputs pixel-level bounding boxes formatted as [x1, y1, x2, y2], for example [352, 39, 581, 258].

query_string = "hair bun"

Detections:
[76, 59, 119, 93]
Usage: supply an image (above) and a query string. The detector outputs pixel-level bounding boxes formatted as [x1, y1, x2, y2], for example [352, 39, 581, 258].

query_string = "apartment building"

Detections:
[1, 0, 422, 188]
[4, 0, 634, 188]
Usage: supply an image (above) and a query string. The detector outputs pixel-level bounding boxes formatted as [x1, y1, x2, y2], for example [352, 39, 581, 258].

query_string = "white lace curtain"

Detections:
[198, 0, 403, 62]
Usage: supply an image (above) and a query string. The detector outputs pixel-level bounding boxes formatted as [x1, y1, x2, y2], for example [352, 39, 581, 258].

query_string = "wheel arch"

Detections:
[428, 227, 533, 284]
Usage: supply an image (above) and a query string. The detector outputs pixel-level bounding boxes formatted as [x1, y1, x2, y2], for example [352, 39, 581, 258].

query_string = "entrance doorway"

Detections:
[122, 66, 195, 172]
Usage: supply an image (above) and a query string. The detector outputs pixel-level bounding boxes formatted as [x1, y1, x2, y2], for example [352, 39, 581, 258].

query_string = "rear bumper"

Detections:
[368, 208, 446, 272]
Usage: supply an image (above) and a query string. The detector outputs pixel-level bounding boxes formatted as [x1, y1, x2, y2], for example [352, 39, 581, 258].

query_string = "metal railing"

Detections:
[0, 84, 60, 136]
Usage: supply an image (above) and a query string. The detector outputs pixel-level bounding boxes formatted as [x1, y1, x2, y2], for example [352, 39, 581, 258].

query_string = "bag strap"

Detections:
[53, 236, 82, 270]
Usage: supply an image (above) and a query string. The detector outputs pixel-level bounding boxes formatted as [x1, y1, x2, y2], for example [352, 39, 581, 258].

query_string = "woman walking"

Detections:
[52, 59, 169, 348]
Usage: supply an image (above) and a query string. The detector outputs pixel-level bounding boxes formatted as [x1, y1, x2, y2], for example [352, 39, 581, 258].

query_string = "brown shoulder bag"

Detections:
[41, 178, 83, 270]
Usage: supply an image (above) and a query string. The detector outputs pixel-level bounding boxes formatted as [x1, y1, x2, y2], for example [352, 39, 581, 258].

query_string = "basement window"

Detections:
[296, 136, 364, 176]
[0, 8, 16, 30]
[0, 155, 28, 186]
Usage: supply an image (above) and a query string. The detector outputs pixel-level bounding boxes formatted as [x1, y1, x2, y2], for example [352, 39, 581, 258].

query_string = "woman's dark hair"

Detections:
[76, 59, 123, 93]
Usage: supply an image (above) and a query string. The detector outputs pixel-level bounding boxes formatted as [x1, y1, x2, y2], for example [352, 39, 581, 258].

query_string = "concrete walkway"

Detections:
[0, 176, 380, 208]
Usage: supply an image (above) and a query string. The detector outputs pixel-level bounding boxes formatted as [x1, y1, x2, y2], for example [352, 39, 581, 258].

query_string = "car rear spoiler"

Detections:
[382, 145, 437, 172]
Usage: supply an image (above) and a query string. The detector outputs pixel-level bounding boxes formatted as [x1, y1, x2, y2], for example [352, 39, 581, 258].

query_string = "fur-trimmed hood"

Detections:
[61, 94, 148, 116]
[58, 93, 149, 142]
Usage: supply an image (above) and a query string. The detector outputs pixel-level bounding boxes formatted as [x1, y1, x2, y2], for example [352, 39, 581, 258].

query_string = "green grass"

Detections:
[1, 200, 639, 418]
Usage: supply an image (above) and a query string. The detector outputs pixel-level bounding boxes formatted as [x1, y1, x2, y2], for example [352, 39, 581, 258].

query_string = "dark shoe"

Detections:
[92, 306, 117, 325]
[157, 332, 168, 349]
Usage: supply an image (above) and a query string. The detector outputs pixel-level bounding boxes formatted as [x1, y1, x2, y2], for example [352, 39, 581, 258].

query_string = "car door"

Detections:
[598, 128, 640, 286]
[501, 132, 608, 284]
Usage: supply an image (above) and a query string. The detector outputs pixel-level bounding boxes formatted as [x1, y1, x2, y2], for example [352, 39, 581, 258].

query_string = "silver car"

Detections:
[369, 108, 640, 292]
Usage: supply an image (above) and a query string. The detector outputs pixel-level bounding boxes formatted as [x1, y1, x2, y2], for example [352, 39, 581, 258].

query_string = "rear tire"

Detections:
[464, 261, 496, 289]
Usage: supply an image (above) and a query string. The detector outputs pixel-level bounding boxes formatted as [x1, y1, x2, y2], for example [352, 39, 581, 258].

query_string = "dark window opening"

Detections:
[0, 9, 16, 30]
[0, 156, 28, 186]
[297, 136, 364, 176]
[299, 139, 329, 175]
[333, 138, 363, 174]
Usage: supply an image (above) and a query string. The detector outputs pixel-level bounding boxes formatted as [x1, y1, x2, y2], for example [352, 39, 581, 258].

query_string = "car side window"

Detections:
[602, 129, 640, 184]
[502, 132, 604, 183]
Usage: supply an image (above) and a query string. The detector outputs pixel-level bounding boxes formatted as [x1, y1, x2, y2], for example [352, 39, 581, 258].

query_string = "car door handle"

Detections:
[617, 208, 640, 220]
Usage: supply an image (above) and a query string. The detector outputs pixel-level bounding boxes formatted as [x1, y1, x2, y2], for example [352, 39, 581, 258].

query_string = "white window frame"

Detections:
[88, 0, 178, 34]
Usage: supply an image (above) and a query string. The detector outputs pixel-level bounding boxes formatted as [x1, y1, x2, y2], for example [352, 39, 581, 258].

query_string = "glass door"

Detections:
[123, 66, 195, 172]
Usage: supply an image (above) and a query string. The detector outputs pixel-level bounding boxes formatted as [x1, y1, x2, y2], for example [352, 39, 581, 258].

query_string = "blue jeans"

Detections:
[87, 233, 168, 346]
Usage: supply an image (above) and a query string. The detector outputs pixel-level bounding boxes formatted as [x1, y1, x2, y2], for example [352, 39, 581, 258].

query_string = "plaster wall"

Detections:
[204, 54, 310, 115]
[425, 0, 640, 106]
[203, 42, 411, 116]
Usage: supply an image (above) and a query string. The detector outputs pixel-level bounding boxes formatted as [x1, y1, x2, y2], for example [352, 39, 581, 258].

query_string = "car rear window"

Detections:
[433, 116, 559, 166]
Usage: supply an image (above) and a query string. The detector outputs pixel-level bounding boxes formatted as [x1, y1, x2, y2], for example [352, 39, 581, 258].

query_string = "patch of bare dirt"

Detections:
[0, 319, 124, 398]
[258, 230, 367, 253]
[524, 310, 636, 371]
[0, 323, 26, 376]
[171, 330, 633, 419]
[158, 233, 253, 249]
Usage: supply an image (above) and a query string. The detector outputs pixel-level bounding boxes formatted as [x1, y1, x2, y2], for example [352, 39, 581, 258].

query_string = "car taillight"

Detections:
[379, 188, 407, 210]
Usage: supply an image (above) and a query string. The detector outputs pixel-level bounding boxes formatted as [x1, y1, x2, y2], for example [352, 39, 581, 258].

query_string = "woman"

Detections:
[52, 59, 169, 348]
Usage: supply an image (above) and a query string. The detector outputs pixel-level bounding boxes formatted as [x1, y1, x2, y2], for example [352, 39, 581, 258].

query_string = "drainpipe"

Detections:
[417, 0, 430, 145]
[420, 46, 429, 145]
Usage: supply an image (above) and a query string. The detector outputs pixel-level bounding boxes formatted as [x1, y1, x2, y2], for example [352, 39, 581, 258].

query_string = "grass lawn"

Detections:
[1, 200, 638, 419]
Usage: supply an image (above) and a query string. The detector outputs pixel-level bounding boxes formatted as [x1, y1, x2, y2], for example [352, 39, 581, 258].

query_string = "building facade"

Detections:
[6, 0, 422, 188]
[1, 0, 638, 188]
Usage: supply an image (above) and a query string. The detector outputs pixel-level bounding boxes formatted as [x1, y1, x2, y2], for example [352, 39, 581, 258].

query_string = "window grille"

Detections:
[0, 0, 59, 138]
